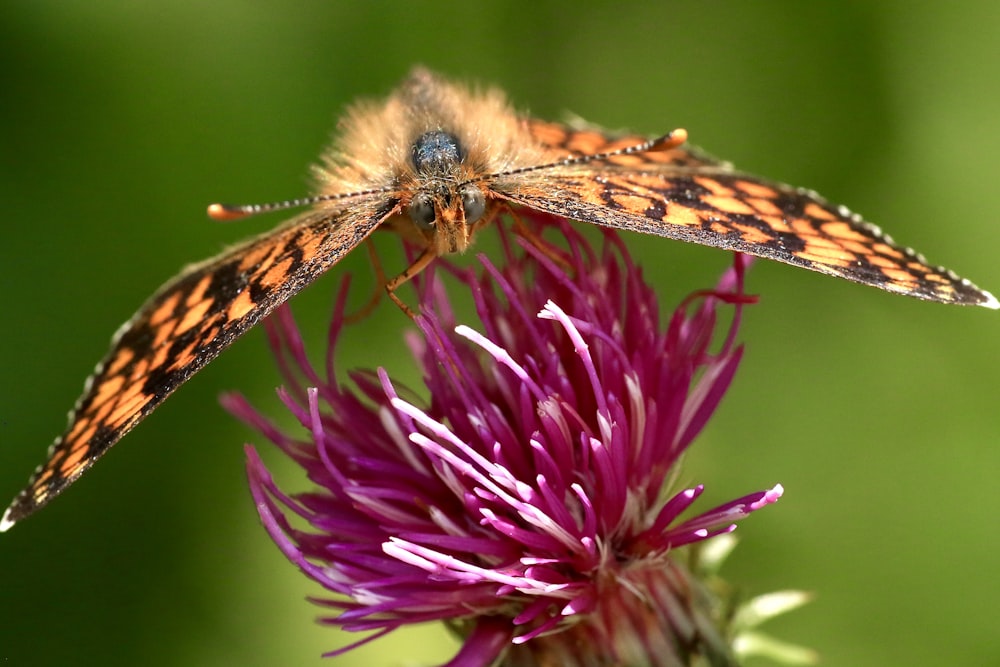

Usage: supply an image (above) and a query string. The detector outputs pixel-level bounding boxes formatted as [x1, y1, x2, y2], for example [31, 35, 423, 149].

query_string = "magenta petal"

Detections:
[230, 216, 780, 660]
[442, 617, 513, 667]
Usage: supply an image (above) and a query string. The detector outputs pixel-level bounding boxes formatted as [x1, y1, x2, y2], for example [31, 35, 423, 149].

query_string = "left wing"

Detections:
[2, 199, 395, 529]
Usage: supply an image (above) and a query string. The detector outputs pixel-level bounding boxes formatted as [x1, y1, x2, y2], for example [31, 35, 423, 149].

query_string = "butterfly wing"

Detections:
[526, 118, 731, 169]
[2, 200, 396, 529]
[502, 123, 995, 308]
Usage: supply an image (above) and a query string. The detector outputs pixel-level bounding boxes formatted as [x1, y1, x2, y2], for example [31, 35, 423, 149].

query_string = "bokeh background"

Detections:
[1, 2, 997, 665]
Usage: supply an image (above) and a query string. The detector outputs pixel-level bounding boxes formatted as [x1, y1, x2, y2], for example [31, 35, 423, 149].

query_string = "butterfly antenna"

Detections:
[474, 128, 689, 183]
[207, 185, 395, 221]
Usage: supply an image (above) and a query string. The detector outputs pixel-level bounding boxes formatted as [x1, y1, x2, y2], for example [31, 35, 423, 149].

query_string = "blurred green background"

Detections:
[1, 2, 997, 665]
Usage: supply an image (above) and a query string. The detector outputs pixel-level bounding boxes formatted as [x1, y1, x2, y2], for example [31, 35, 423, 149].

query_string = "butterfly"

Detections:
[2, 66, 995, 531]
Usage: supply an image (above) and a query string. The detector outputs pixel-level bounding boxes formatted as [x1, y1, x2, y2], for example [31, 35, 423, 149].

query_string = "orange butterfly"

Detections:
[3, 67, 994, 531]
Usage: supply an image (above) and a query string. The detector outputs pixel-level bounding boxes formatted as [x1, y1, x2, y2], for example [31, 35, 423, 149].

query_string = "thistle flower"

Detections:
[223, 216, 791, 666]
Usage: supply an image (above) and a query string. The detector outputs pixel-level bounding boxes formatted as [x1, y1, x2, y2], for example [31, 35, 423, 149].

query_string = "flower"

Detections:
[222, 215, 788, 666]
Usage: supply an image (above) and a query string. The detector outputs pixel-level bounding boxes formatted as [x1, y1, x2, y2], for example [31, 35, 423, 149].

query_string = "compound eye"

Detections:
[407, 193, 436, 230]
[460, 184, 486, 225]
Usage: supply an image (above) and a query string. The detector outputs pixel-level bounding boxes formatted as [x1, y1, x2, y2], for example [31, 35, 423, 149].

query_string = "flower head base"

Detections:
[224, 216, 784, 665]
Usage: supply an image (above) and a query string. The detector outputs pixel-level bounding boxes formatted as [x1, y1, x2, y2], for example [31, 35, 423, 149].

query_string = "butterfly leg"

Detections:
[508, 206, 573, 270]
[385, 247, 438, 318]
[345, 239, 390, 323]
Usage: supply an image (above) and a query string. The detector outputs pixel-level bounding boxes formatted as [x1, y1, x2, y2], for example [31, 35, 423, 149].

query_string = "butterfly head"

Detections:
[402, 130, 490, 254]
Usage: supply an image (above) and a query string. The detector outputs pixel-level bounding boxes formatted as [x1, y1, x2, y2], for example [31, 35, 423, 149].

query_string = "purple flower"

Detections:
[223, 215, 787, 665]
